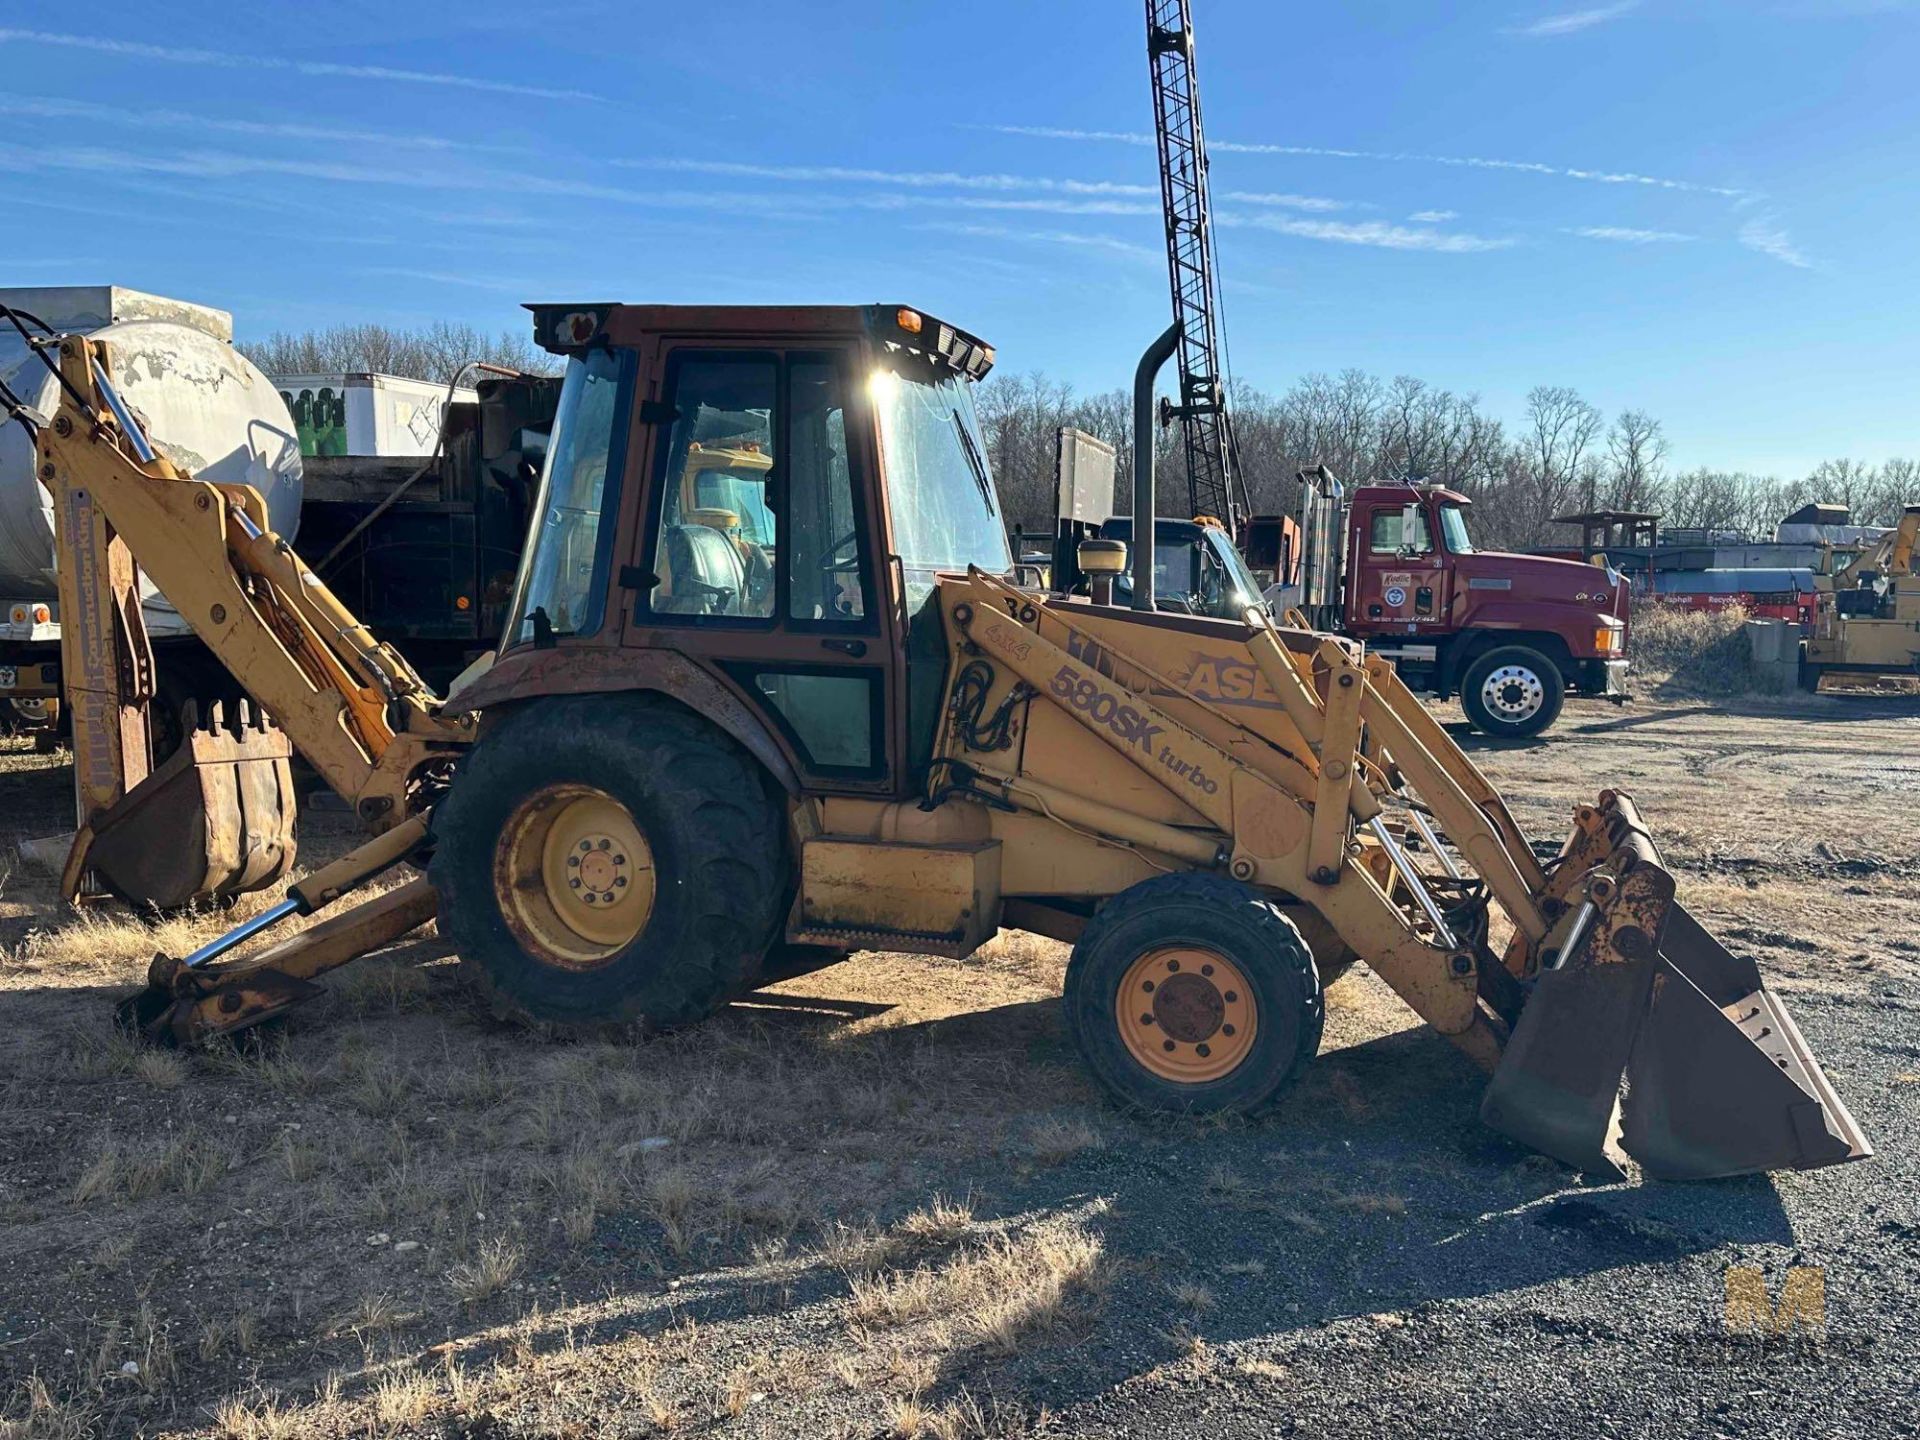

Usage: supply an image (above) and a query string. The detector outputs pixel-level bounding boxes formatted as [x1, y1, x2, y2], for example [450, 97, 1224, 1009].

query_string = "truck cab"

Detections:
[1335, 482, 1629, 738]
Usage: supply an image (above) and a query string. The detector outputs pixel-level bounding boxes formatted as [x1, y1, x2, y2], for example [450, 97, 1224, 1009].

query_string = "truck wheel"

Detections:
[1063, 873, 1323, 1115]
[430, 693, 784, 1031]
[1460, 646, 1564, 739]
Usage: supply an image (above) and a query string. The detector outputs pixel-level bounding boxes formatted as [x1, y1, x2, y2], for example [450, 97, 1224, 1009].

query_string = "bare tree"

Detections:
[240, 321, 557, 383]
[1518, 385, 1605, 538]
[1605, 409, 1670, 512]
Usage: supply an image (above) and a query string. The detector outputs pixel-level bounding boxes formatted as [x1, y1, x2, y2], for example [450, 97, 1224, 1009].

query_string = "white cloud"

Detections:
[0, 92, 523, 153]
[985, 124, 1749, 199]
[0, 27, 598, 101]
[1409, 209, 1459, 222]
[1739, 218, 1813, 268]
[1568, 225, 1698, 242]
[943, 224, 1160, 263]
[988, 124, 1155, 147]
[354, 266, 530, 293]
[1218, 189, 1349, 213]
[624, 157, 1150, 197]
[1508, 2, 1642, 37]
[632, 159, 1349, 213]
[1222, 213, 1516, 253]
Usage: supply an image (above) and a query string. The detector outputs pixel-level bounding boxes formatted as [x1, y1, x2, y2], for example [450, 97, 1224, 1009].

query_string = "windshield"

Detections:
[504, 349, 629, 646]
[1151, 533, 1264, 617]
[1439, 503, 1475, 554]
[870, 349, 1011, 578]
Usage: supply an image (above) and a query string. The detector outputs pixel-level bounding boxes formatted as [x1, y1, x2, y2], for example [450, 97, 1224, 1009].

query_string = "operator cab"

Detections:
[494, 303, 1010, 797]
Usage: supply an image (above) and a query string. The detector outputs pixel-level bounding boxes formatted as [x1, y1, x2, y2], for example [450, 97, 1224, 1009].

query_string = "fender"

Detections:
[453, 645, 801, 794]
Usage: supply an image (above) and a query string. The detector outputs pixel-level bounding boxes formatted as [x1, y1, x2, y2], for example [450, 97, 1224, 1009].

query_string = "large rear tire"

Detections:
[1460, 645, 1564, 739]
[1063, 873, 1323, 1115]
[430, 693, 784, 1030]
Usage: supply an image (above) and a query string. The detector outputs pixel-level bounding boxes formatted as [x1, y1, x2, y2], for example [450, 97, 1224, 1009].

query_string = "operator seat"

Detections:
[659, 523, 747, 614]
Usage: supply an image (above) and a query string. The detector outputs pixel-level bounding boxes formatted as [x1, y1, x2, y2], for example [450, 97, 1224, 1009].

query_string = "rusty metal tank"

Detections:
[0, 286, 303, 636]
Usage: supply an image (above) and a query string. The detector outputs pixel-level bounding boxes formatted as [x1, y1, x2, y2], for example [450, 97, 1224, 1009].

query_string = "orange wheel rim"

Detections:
[494, 784, 656, 970]
[1116, 946, 1257, 1083]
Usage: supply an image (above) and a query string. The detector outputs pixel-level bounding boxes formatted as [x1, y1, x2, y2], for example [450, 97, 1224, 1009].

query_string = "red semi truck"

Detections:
[1291, 468, 1629, 738]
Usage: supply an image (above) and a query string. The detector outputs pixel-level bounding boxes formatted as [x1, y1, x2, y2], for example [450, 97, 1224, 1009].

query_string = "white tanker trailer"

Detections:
[0, 286, 303, 727]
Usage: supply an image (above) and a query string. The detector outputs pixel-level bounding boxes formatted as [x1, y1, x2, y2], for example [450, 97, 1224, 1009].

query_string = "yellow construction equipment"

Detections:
[1803, 505, 1920, 692]
[4, 300, 1870, 1182]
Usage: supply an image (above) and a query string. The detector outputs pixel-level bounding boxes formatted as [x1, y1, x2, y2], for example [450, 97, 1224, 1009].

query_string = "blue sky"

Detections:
[2, 0, 1914, 474]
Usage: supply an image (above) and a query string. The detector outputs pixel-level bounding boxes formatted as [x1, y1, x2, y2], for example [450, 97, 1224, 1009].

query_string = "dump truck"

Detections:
[4, 299, 1868, 1183]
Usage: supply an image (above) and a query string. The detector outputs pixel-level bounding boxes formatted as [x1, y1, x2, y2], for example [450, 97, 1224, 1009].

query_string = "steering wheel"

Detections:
[817, 528, 862, 574]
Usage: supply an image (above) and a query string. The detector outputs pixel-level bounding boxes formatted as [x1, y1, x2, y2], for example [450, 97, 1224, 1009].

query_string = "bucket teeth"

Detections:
[1480, 792, 1871, 1181]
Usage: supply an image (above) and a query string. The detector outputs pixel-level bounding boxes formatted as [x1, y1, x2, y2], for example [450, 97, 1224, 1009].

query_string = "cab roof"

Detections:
[523, 302, 995, 378]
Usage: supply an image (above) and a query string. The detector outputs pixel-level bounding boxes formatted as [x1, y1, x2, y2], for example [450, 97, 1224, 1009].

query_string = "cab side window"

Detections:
[649, 356, 778, 619]
[1369, 507, 1433, 555]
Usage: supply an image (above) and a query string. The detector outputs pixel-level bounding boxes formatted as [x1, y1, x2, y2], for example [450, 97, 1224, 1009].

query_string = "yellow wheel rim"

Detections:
[495, 785, 656, 969]
[1116, 946, 1258, 1083]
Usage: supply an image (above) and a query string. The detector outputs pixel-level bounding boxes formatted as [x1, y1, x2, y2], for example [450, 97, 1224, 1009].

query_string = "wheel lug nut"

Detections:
[1223, 991, 1238, 1003]
[579, 841, 591, 852]
[569, 878, 581, 889]
[1167, 959, 1180, 972]
[615, 877, 627, 887]
[1162, 1040, 1176, 1052]
[1140, 1013, 1154, 1025]
[613, 855, 625, 865]
[1201, 964, 1214, 977]
[1196, 1043, 1211, 1058]
[568, 856, 580, 868]
[1222, 1023, 1236, 1037]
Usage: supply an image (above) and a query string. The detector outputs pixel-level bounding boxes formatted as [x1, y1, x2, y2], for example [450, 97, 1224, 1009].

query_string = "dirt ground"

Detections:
[1, 690, 1916, 1439]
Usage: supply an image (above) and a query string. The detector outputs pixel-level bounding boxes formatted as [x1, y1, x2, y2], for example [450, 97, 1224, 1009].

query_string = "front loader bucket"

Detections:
[79, 700, 297, 909]
[1481, 793, 1871, 1181]
[1618, 904, 1871, 1179]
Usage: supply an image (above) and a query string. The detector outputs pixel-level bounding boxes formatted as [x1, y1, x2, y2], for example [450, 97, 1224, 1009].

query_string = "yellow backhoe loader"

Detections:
[1803, 504, 1920, 692]
[4, 300, 1869, 1182]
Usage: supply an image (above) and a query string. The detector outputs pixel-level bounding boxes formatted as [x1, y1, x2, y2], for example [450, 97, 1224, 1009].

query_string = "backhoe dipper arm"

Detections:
[34, 336, 473, 828]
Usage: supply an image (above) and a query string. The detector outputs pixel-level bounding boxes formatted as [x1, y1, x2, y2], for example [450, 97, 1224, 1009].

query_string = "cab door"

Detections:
[1353, 500, 1446, 636]
[624, 343, 898, 794]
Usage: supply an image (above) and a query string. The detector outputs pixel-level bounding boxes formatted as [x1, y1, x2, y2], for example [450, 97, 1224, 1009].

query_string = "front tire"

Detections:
[430, 694, 784, 1030]
[1063, 873, 1324, 1115]
[1460, 645, 1564, 739]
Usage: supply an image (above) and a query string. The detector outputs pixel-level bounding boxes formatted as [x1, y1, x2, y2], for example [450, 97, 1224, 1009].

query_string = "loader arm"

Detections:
[943, 569, 1507, 1069]
[938, 569, 1870, 1179]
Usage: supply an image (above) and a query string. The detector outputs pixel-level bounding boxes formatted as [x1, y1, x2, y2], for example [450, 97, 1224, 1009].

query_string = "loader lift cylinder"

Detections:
[1132, 323, 1180, 612]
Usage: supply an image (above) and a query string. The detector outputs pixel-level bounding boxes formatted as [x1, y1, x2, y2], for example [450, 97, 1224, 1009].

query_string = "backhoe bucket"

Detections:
[1481, 795, 1870, 1181]
[78, 700, 297, 909]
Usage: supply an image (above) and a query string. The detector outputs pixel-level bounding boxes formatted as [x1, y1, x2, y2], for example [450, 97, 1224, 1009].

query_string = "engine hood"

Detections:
[1457, 550, 1629, 616]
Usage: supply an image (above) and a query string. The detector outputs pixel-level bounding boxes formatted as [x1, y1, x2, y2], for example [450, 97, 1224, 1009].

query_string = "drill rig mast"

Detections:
[1145, 0, 1248, 529]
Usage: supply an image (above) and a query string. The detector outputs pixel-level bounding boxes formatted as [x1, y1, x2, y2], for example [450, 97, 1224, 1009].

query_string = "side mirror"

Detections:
[1401, 503, 1423, 553]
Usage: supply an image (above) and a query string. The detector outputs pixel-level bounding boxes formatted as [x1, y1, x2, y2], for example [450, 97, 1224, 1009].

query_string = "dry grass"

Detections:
[1020, 1116, 1103, 1166]
[847, 1216, 1108, 1356]
[1631, 601, 1755, 693]
[3, 690, 1901, 1435]
[447, 1234, 526, 1304]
